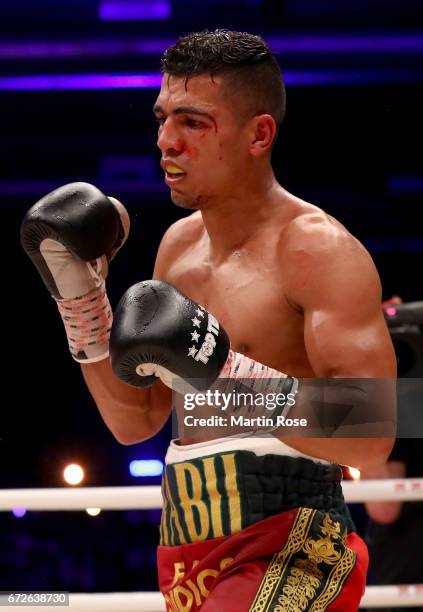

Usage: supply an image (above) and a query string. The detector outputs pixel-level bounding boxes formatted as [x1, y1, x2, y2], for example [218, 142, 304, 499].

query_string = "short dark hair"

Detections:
[161, 29, 286, 128]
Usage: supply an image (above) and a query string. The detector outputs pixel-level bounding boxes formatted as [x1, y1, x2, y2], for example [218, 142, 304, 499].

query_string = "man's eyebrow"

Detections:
[153, 104, 213, 120]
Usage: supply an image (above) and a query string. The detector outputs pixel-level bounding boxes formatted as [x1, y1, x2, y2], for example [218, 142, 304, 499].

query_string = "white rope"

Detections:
[342, 478, 423, 502]
[69, 592, 165, 611]
[1, 479, 422, 511]
[0, 486, 162, 510]
[6, 592, 165, 612]
[362, 584, 423, 607]
[6, 586, 423, 611]
[2, 481, 423, 608]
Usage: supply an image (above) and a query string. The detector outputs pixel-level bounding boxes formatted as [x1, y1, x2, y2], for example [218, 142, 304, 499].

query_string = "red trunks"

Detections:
[158, 507, 368, 611]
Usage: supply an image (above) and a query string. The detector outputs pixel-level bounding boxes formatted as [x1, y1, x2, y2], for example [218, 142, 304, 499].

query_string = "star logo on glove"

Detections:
[196, 308, 205, 318]
[191, 331, 200, 342]
[192, 317, 201, 328]
[188, 346, 198, 357]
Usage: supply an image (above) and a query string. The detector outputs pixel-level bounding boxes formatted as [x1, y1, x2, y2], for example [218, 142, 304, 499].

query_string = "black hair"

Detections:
[161, 29, 286, 127]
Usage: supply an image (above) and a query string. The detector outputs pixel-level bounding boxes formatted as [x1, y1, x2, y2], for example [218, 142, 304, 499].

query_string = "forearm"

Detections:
[363, 460, 405, 523]
[81, 359, 172, 444]
[274, 378, 396, 470]
[20, 185, 172, 444]
[107, 281, 396, 464]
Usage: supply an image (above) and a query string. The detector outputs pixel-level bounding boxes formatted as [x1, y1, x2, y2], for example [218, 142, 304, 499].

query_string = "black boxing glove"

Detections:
[110, 281, 297, 428]
[21, 182, 129, 362]
[110, 280, 230, 390]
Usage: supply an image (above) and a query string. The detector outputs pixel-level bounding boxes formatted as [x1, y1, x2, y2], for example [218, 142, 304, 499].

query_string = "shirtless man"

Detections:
[22, 30, 396, 611]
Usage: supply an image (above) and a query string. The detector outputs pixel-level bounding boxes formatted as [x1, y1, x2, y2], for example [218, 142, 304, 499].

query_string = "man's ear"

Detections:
[249, 114, 277, 157]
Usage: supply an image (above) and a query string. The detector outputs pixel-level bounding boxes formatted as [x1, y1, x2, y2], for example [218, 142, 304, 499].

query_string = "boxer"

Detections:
[22, 30, 397, 611]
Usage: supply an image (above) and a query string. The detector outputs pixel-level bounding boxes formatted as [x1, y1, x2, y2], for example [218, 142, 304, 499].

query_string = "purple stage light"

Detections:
[99, 0, 171, 21]
[0, 41, 156, 60]
[267, 34, 423, 54]
[1, 68, 422, 92]
[1, 33, 423, 61]
[100, 155, 157, 180]
[0, 73, 162, 91]
[285, 69, 423, 86]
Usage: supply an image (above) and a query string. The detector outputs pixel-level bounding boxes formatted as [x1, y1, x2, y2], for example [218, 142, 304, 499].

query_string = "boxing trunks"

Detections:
[158, 448, 368, 611]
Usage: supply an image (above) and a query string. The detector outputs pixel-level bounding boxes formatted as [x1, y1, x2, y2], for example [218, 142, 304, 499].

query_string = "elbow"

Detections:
[113, 433, 142, 446]
[110, 428, 147, 446]
[115, 434, 142, 446]
[358, 437, 395, 471]
[109, 418, 165, 445]
[372, 436, 395, 465]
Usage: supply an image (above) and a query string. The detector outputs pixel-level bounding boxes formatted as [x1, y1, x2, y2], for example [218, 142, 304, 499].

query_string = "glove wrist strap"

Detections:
[56, 282, 112, 363]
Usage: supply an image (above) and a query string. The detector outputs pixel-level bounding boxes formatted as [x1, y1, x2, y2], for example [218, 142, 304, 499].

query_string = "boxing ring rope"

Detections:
[2, 479, 423, 610]
[1, 479, 423, 511]
[6, 587, 423, 611]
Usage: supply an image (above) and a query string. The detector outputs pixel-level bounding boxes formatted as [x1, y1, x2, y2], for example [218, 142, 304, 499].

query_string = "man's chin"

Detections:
[170, 191, 203, 210]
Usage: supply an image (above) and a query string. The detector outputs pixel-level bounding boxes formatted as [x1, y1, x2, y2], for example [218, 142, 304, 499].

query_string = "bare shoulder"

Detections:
[153, 211, 204, 278]
[163, 210, 204, 242]
[280, 202, 382, 305]
[283, 204, 373, 269]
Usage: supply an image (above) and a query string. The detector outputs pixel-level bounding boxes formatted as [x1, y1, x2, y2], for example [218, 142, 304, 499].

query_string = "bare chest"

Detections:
[164, 245, 312, 376]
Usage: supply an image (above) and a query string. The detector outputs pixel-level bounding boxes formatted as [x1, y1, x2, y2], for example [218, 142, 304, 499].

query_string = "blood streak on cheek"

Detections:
[187, 145, 199, 160]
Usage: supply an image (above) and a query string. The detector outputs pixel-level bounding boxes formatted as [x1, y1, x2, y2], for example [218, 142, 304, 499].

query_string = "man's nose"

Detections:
[157, 120, 184, 156]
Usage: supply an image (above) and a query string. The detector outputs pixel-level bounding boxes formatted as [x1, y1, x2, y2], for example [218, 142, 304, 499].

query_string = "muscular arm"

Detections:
[81, 360, 171, 444]
[280, 215, 397, 470]
[80, 220, 192, 444]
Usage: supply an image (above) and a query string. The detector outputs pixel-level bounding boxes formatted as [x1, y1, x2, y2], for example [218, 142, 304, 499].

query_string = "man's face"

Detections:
[154, 73, 250, 209]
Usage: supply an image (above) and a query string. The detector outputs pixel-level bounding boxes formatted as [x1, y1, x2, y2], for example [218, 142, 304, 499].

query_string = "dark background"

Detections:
[1, 0, 422, 594]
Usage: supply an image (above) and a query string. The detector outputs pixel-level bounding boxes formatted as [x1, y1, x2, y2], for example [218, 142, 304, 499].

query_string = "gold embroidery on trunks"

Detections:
[250, 510, 356, 612]
[308, 547, 356, 611]
[250, 508, 315, 611]
[277, 558, 322, 610]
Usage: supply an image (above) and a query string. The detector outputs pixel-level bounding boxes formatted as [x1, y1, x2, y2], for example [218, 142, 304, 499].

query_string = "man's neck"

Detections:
[200, 173, 288, 262]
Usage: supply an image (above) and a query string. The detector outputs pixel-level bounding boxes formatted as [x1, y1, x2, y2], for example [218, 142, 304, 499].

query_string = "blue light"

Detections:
[12, 508, 27, 518]
[129, 459, 164, 477]
[364, 238, 423, 253]
[388, 176, 423, 194]
[0, 178, 168, 196]
[99, 0, 171, 21]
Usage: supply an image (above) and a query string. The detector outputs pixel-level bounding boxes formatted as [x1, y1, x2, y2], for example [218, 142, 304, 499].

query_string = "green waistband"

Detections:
[160, 451, 354, 545]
